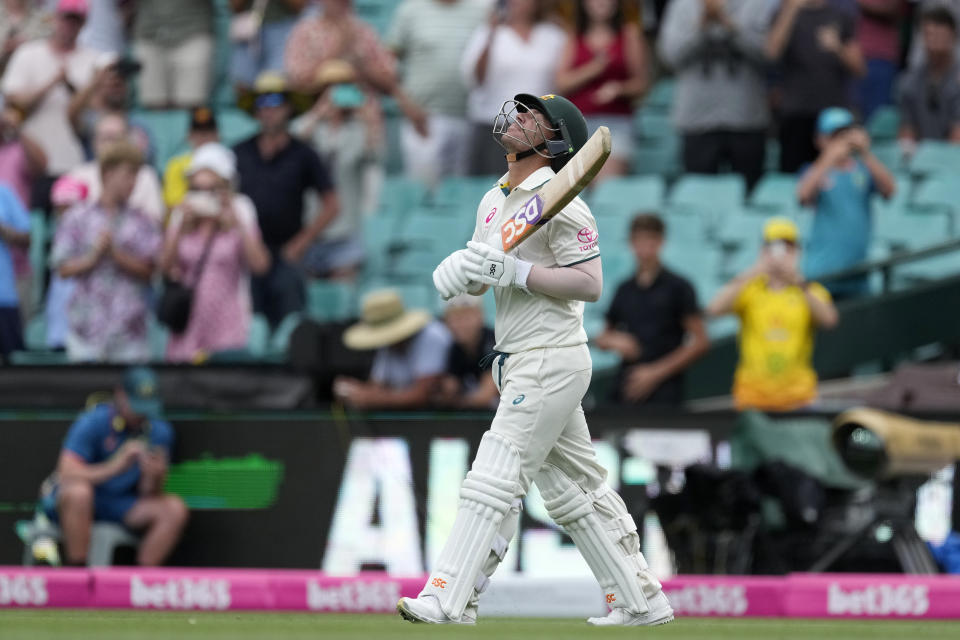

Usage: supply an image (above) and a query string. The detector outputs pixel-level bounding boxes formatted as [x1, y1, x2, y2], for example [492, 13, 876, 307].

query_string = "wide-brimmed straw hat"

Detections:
[237, 71, 312, 115]
[343, 290, 431, 351]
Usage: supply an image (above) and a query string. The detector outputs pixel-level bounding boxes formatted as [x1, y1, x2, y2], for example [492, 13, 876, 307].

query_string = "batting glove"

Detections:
[463, 241, 533, 290]
[433, 249, 475, 300]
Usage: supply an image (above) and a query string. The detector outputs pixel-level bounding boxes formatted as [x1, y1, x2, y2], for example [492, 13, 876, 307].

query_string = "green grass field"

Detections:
[1, 610, 959, 640]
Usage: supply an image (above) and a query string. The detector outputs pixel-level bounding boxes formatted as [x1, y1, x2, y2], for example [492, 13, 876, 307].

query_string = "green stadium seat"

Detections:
[867, 105, 900, 141]
[643, 79, 675, 112]
[133, 109, 191, 170]
[912, 174, 960, 228]
[215, 107, 260, 147]
[749, 173, 799, 215]
[908, 140, 960, 176]
[307, 280, 356, 322]
[148, 318, 168, 361]
[874, 207, 951, 252]
[430, 176, 497, 209]
[24, 316, 46, 351]
[636, 109, 676, 141]
[669, 174, 746, 213]
[870, 141, 906, 173]
[589, 346, 621, 374]
[247, 314, 270, 358]
[358, 282, 441, 315]
[269, 312, 303, 357]
[588, 175, 666, 217]
[631, 139, 681, 176]
[395, 208, 473, 249]
[378, 175, 428, 215]
[29, 210, 48, 310]
[8, 350, 68, 365]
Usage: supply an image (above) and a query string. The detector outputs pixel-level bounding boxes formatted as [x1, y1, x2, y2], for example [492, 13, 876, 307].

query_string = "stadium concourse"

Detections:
[4, 0, 960, 636]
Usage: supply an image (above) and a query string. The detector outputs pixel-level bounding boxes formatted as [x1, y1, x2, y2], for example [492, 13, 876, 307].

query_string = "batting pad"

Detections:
[421, 431, 523, 620]
[537, 463, 661, 614]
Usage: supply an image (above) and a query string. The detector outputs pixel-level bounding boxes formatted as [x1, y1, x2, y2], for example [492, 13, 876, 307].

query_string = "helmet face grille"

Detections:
[492, 100, 565, 159]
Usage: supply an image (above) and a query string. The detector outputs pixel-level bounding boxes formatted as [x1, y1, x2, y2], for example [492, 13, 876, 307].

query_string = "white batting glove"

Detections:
[432, 249, 475, 300]
[463, 241, 533, 290]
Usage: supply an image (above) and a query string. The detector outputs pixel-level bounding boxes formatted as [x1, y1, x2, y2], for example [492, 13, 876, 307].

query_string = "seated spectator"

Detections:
[855, 0, 905, 121]
[45, 175, 87, 350]
[40, 367, 188, 566]
[284, 0, 429, 159]
[0, 182, 30, 361]
[334, 289, 453, 410]
[131, 0, 214, 109]
[1, 0, 100, 209]
[0, 0, 53, 77]
[229, 0, 305, 93]
[461, 0, 567, 175]
[898, 7, 960, 145]
[160, 143, 270, 363]
[766, 0, 866, 172]
[163, 107, 220, 211]
[437, 294, 498, 410]
[797, 107, 895, 299]
[658, 0, 773, 191]
[1, 101, 46, 311]
[386, 0, 487, 184]
[595, 214, 710, 405]
[556, 0, 649, 180]
[68, 53, 156, 164]
[65, 112, 164, 223]
[293, 83, 380, 280]
[908, 0, 960, 69]
[51, 141, 161, 363]
[707, 218, 839, 412]
[234, 72, 339, 328]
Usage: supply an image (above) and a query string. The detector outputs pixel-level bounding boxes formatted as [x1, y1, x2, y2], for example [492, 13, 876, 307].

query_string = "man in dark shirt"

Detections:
[766, 0, 866, 172]
[595, 214, 710, 405]
[898, 7, 960, 144]
[438, 294, 498, 409]
[233, 72, 339, 327]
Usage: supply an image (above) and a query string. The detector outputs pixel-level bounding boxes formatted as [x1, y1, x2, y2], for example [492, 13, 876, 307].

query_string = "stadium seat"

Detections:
[669, 174, 746, 213]
[215, 107, 260, 147]
[748, 173, 799, 215]
[588, 175, 666, 218]
[247, 314, 270, 358]
[377, 175, 428, 216]
[643, 79, 674, 112]
[866, 105, 900, 142]
[631, 138, 681, 176]
[307, 280, 356, 322]
[17, 518, 139, 567]
[430, 176, 497, 209]
[636, 109, 675, 141]
[24, 316, 46, 351]
[132, 109, 191, 171]
[908, 140, 960, 176]
[269, 312, 303, 357]
[870, 141, 906, 173]
[358, 281, 441, 315]
[148, 319, 169, 361]
[912, 174, 960, 233]
[874, 207, 951, 252]
[29, 210, 48, 310]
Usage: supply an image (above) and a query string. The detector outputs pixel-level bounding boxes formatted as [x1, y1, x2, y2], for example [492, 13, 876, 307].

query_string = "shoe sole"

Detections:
[587, 612, 675, 627]
[396, 599, 477, 625]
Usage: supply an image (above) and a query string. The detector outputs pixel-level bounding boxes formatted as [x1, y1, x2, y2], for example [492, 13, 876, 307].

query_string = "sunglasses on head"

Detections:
[255, 93, 287, 110]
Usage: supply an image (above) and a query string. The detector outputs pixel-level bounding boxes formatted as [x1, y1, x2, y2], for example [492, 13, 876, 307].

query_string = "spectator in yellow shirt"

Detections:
[162, 107, 220, 210]
[707, 218, 839, 412]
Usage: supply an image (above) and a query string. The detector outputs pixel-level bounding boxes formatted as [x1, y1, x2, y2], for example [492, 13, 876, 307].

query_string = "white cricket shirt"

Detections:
[472, 166, 601, 354]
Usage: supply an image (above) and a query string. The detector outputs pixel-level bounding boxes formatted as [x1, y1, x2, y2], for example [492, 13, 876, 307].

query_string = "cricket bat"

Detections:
[500, 126, 611, 253]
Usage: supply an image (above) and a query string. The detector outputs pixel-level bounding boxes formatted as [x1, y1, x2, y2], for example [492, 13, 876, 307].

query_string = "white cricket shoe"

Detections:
[396, 595, 477, 625]
[587, 590, 675, 627]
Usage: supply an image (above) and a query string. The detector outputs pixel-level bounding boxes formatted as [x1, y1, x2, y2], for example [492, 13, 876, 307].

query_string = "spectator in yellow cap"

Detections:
[707, 217, 839, 412]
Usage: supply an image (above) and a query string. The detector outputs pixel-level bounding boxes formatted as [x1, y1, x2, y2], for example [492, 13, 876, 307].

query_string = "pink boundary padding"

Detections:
[2, 568, 960, 618]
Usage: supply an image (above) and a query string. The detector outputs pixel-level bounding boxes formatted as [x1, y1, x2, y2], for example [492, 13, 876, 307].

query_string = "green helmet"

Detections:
[514, 93, 589, 170]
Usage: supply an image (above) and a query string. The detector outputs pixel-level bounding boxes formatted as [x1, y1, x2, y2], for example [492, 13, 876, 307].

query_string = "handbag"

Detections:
[229, 0, 270, 44]
[157, 228, 218, 335]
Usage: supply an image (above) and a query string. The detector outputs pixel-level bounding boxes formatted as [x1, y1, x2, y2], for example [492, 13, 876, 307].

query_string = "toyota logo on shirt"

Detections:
[577, 227, 598, 251]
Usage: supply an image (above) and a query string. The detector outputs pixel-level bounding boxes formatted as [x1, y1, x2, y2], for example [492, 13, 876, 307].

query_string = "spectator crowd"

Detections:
[0, 0, 955, 412]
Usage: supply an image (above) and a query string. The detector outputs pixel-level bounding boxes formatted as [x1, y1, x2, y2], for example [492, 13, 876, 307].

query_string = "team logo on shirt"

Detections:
[485, 207, 497, 224]
[577, 227, 599, 252]
[512, 394, 525, 405]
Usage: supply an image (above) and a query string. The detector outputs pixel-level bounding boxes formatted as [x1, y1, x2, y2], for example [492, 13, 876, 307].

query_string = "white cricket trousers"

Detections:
[490, 344, 607, 493]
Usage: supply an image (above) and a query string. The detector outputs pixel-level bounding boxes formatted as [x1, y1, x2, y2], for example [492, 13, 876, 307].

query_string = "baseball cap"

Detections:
[57, 0, 89, 15]
[817, 107, 855, 136]
[186, 142, 237, 182]
[763, 217, 799, 244]
[190, 106, 218, 132]
[123, 367, 163, 419]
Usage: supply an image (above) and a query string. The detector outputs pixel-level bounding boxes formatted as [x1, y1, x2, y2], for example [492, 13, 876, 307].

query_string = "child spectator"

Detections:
[51, 141, 160, 363]
[595, 214, 710, 405]
[707, 218, 839, 412]
[797, 107, 896, 299]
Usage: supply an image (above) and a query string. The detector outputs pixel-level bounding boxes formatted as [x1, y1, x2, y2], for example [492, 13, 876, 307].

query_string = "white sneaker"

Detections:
[587, 591, 674, 627]
[396, 595, 477, 625]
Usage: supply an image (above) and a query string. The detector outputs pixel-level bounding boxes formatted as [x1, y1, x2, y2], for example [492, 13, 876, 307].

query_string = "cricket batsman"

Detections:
[396, 93, 674, 626]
